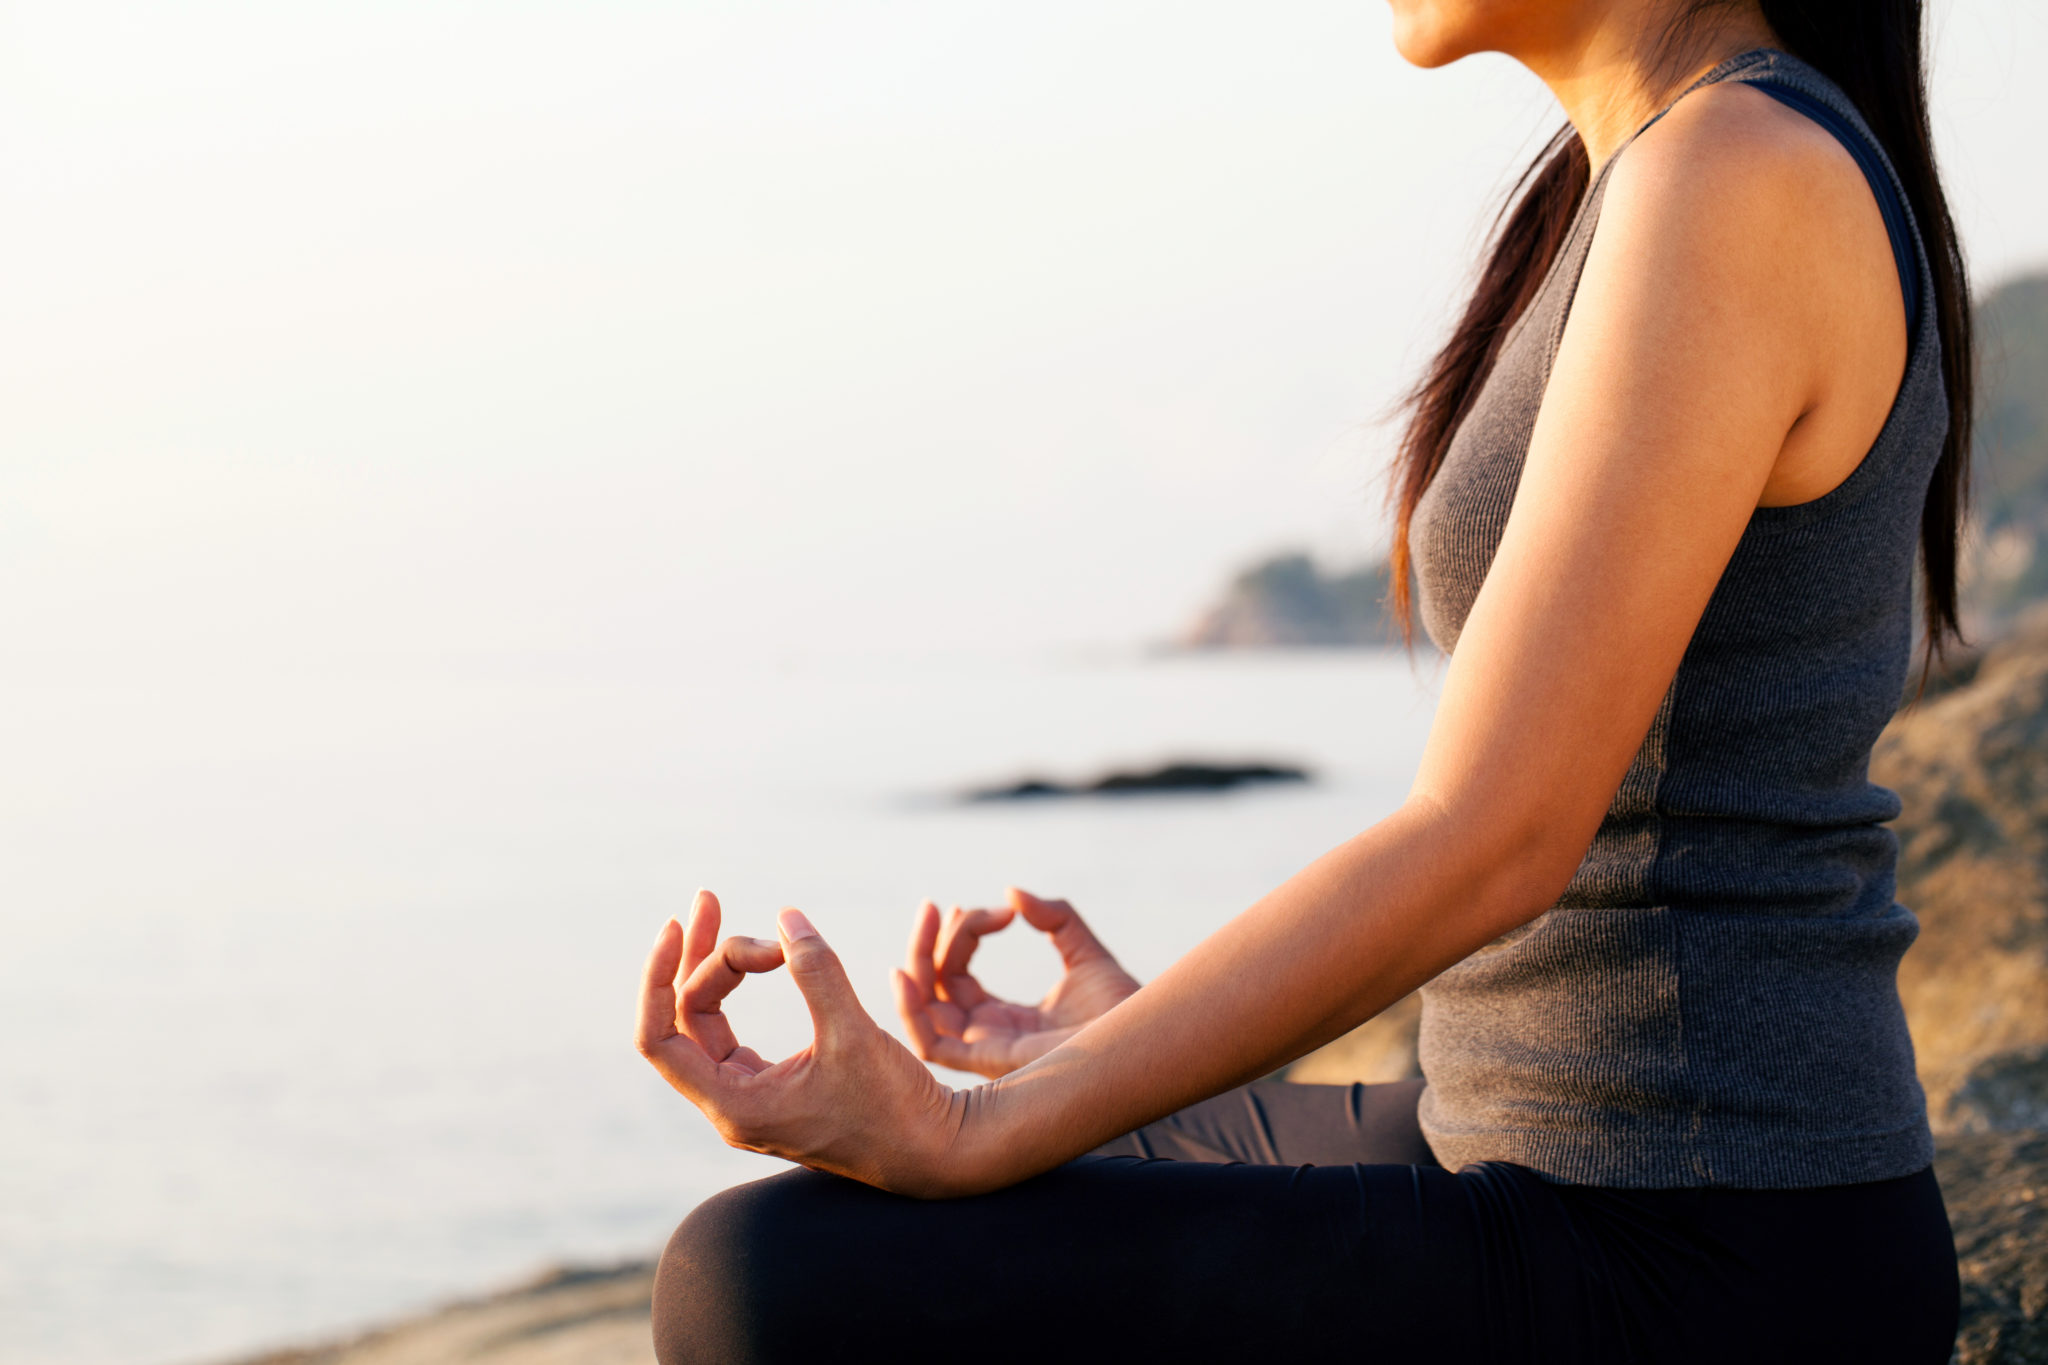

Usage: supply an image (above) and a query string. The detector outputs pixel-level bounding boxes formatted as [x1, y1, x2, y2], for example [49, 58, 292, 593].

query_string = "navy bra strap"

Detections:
[1743, 78, 1922, 338]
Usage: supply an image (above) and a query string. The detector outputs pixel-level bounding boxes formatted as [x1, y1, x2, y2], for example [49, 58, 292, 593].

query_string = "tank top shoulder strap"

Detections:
[1621, 48, 1923, 337]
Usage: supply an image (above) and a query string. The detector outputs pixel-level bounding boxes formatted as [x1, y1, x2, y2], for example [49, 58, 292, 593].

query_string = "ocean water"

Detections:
[0, 650, 1438, 1365]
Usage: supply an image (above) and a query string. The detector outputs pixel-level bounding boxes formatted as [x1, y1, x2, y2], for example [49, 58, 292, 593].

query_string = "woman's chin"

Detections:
[1386, 15, 1471, 70]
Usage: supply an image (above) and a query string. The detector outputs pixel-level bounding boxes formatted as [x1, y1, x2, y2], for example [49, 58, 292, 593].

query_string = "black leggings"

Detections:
[652, 1079, 1958, 1364]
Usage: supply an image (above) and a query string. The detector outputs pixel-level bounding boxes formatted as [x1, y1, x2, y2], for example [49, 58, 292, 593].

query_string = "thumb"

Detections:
[777, 909, 867, 1048]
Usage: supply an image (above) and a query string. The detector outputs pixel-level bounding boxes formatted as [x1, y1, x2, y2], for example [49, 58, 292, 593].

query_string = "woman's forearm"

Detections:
[935, 795, 1559, 1195]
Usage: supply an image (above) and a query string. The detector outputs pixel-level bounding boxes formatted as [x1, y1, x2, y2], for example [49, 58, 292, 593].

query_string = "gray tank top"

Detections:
[1410, 49, 1947, 1188]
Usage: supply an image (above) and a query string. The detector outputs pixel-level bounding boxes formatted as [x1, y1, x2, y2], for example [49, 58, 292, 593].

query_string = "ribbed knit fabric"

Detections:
[1410, 49, 1945, 1189]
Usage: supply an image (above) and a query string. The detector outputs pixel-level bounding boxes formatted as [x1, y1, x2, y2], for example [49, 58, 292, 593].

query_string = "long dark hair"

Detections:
[1386, 1, 1973, 661]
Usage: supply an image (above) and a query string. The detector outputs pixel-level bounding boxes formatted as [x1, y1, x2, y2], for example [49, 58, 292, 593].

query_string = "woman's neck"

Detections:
[1517, 5, 1781, 171]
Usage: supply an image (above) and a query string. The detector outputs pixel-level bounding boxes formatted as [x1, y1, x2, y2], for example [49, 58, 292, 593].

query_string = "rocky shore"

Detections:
[234, 618, 2048, 1365]
[229, 1264, 659, 1365]
[1890, 617, 2048, 1363]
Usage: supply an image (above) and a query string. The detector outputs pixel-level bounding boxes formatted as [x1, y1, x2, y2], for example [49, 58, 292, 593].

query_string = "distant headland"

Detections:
[1176, 552, 1404, 650]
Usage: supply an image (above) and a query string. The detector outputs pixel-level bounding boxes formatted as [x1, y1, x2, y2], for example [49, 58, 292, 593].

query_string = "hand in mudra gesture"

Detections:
[893, 888, 1140, 1079]
[636, 890, 960, 1195]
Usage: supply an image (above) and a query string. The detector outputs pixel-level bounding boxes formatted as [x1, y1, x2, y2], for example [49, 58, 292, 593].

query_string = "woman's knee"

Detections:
[650, 1169, 849, 1365]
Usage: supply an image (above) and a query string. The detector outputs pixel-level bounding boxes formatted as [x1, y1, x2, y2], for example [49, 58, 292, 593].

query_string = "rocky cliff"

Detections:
[1969, 273, 2048, 635]
[1878, 611, 2048, 1134]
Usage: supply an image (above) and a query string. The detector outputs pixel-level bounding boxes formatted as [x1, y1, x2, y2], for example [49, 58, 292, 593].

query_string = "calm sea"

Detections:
[0, 650, 1437, 1364]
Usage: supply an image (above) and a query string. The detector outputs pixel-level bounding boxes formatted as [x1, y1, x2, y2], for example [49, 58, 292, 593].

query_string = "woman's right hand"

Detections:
[891, 888, 1140, 1079]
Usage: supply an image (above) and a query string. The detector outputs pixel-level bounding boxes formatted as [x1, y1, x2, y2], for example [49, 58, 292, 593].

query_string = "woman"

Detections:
[635, 0, 1971, 1359]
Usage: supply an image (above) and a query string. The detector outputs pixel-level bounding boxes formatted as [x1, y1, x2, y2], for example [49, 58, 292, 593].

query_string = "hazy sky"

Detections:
[5, 1, 2044, 669]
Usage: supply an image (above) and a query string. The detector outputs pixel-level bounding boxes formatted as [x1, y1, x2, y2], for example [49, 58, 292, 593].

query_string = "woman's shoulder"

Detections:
[1600, 76, 1891, 273]
[1584, 73, 1906, 369]
[1577, 72, 1910, 509]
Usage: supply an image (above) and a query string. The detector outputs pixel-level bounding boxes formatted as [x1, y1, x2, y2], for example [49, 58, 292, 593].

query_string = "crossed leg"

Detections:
[648, 1080, 1591, 1365]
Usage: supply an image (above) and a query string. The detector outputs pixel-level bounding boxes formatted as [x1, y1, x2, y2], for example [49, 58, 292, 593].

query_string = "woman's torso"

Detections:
[1410, 48, 1949, 1188]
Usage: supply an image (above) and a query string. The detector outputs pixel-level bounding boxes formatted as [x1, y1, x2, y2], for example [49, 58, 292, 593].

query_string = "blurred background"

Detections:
[3, 3, 2044, 1362]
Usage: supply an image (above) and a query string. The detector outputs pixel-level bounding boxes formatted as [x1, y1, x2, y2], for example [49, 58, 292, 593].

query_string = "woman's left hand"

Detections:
[635, 890, 966, 1197]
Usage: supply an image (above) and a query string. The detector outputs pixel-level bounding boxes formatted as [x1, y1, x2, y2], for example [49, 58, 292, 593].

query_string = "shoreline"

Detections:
[222, 1262, 658, 1365]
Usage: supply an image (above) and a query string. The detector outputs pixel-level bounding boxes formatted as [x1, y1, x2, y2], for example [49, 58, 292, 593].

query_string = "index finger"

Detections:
[681, 935, 786, 1021]
[680, 889, 722, 984]
[892, 967, 985, 1074]
[635, 919, 718, 1098]
[904, 900, 941, 998]
[934, 906, 1015, 1008]
[637, 917, 687, 1054]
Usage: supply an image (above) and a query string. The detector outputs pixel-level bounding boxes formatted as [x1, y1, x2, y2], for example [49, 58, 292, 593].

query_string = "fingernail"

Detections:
[748, 937, 778, 949]
[778, 909, 819, 941]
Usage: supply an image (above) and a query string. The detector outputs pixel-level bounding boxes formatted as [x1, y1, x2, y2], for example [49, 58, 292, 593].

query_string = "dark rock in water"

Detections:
[967, 761, 1310, 802]
[1936, 1133, 2048, 1365]
[1088, 762, 1309, 793]
[986, 779, 1067, 800]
